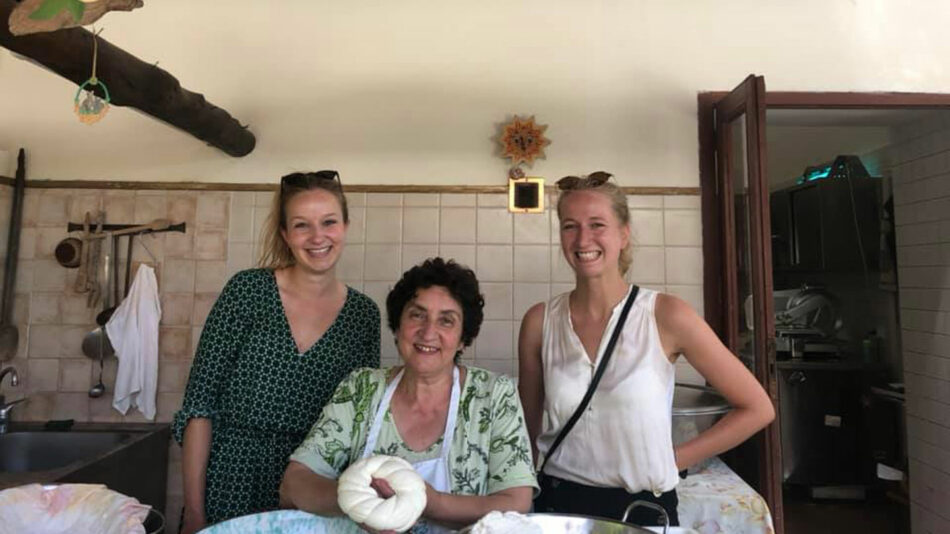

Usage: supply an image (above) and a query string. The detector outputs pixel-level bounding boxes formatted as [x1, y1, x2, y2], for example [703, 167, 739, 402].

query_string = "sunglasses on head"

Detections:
[556, 171, 613, 190]
[280, 170, 341, 189]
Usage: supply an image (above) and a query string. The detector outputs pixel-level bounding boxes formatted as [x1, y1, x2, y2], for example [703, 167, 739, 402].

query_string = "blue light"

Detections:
[795, 166, 831, 184]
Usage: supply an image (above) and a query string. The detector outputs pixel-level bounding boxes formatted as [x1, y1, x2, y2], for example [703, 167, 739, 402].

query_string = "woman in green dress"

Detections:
[173, 171, 380, 534]
[279, 258, 536, 533]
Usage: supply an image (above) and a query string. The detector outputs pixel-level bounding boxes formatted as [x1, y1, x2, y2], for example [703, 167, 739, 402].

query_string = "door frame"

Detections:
[700, 91, 950, 336]
[698, 90, 950, 534]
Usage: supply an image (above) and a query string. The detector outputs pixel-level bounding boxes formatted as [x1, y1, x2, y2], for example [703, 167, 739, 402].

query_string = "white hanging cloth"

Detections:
[105, 264, 161, 420]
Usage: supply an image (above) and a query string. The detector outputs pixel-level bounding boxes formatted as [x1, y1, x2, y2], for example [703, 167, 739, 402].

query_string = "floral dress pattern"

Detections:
[172, 268, 380, 524]
[290, 366, 538, 500]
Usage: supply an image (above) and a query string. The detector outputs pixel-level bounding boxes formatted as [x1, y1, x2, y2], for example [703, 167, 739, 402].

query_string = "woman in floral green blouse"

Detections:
[280, 258, 537, 532]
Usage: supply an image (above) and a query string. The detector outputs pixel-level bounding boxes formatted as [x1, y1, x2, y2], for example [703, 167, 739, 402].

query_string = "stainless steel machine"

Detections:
[773, 285, 843, 359]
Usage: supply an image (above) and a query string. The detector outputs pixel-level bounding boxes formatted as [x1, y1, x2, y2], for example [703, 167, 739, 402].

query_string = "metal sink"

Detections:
[0, 431, 134, 473]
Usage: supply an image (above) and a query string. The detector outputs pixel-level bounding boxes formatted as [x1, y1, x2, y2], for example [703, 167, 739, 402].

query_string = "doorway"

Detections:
[699, 82, 950, 534]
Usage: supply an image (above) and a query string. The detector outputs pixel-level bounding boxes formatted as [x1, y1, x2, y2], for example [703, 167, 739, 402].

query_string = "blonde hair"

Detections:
[556, 172, 633, 276]
[258, 172, 349, 269]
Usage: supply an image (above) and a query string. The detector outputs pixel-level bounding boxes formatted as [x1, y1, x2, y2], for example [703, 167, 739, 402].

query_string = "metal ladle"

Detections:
[88, 335, 105, 398]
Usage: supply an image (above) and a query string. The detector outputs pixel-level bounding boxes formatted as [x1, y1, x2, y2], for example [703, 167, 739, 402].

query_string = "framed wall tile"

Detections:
[477, 208, 512, 244]
[438, 245, 476, 270]
[401, 244, 439, 272]
[441, 193, 476, 207]
[367, 193, 402, 207]
[665, 247, 703, 285]
[513, 283, 549, 321]
[364, 244, 401, 281]
[404, 193, 439, 207]
[630, 246, 665, 284]
[476, 245, 512, 282]
[365, 207, 402, 244]
[440, 209, 476, 244]
[514, 245, 550, 282]
[664, 210, 701, 246]
[481, 283, 513, 321]
[403, 207, 440, 243]
[630, 209, 664, 246]
[338, 245, 365, 282]
[514, 211, 550, 244]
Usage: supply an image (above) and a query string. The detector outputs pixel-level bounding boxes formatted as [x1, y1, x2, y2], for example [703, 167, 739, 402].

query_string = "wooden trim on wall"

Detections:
[701, 90, 950, 109]
[766, 91, 950, 108]
[0, 177, 700, 195]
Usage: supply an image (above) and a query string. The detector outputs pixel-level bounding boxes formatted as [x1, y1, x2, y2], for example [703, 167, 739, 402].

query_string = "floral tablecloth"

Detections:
[677, 457, 774, 534]
[200, 457, 773, 534]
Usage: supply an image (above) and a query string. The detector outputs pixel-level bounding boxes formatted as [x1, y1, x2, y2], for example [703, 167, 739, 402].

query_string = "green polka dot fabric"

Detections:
[172, 268, 380, 524]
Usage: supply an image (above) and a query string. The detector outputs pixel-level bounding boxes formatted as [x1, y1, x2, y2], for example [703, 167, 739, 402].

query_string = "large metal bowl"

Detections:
[458, 501, 696, 534]
[458, 512, 653, 533]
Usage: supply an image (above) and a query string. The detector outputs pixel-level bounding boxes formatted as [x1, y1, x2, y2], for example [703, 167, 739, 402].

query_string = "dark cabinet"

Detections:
[778, 365, 866, 487]
[770, 178, 881, 274]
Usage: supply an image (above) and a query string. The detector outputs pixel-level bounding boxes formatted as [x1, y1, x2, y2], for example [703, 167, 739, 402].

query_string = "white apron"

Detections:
[361, 366, 461, 534]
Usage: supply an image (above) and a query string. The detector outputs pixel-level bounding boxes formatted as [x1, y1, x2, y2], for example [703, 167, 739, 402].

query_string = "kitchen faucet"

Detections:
[0, 366, 26, 434]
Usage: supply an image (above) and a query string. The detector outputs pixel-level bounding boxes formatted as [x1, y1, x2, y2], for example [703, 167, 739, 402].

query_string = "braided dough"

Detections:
[337, 455, 427, 532]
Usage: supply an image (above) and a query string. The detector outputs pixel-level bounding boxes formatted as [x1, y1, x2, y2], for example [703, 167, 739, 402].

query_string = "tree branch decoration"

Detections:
[499, 115, 550, 168]
[9, 0, 143, 36]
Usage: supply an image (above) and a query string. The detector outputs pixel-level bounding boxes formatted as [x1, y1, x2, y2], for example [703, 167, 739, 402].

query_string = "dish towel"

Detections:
[106, 264, 161, 420]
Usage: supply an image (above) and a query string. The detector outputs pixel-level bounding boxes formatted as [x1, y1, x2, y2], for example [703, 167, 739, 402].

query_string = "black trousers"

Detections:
[533, 474, 680, 527]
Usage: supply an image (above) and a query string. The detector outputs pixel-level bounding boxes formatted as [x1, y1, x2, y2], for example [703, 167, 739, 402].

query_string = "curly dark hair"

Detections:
[386, 258, 485, 357]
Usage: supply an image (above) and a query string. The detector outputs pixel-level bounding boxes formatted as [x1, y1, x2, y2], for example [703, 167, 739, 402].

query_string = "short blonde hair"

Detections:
[555, 171, 633, 276]
[258, 171, 349, 269]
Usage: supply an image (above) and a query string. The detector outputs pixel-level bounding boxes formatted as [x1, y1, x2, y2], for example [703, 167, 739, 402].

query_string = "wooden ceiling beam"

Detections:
[1, 0, 256, 157]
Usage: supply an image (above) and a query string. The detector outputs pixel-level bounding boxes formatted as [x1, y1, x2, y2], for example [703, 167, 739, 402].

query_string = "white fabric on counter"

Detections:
[106, 264, 161, 420]
[677, 457, 775, 534]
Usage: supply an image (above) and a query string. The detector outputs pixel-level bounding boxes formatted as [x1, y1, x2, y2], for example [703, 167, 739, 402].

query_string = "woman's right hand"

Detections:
[357, 478, 398, 534]
[180, 507, 207, 534]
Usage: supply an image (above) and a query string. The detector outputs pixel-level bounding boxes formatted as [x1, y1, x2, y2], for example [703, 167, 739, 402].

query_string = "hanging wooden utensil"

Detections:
[81, 218, 173, 240]
[85, 211, 104, 308]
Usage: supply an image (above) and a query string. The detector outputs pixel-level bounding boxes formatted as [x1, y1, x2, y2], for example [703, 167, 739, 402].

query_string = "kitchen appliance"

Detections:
[773, 285, 842, 359]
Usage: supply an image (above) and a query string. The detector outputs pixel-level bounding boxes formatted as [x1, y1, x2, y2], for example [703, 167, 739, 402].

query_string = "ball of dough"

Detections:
[337, 455, 427, 532]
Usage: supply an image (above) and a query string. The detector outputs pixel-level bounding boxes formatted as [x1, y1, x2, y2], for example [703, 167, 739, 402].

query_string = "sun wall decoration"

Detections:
[499, 115, 550, 167]
[499, 115, 550, 214]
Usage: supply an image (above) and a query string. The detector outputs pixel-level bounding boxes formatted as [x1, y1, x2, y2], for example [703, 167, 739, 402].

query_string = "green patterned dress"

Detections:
[172, 269, 380, 524]
[290, 366, 538, 515]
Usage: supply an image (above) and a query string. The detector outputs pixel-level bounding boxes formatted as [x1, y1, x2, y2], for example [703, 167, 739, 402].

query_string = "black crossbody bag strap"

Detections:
[539, 285, 640, 475]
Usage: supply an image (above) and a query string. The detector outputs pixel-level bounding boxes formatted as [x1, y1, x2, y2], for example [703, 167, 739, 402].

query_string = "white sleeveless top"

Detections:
[537, 286, 679, 494]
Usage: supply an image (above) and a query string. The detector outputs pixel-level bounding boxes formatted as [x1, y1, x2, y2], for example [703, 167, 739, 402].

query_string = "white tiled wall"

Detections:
[889, 115, 950, 533]
[227, 191, 705, 380]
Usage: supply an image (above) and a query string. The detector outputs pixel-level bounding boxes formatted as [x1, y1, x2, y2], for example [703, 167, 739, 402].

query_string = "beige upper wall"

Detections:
[2, 0, 949, 185]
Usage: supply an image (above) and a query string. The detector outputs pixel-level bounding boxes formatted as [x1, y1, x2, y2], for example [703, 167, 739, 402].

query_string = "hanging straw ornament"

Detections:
[74, 27, 111, 124]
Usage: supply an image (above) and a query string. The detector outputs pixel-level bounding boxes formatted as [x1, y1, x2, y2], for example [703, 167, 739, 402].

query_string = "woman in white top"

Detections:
[517, 171, 774, 526]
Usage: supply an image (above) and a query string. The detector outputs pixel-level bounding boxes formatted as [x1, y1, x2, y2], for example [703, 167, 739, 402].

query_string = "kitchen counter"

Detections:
[0, 422, 170, 510]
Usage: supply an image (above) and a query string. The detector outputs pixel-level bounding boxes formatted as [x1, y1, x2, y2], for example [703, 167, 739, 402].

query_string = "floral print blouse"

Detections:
[290, 366, 538, 497]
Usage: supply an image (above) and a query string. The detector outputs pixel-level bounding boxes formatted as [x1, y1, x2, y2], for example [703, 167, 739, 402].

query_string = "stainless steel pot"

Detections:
[459, 501, 696, 534]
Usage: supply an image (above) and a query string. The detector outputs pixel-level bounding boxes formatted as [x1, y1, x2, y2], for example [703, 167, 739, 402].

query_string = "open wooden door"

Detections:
[699, 74, 784, 533]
